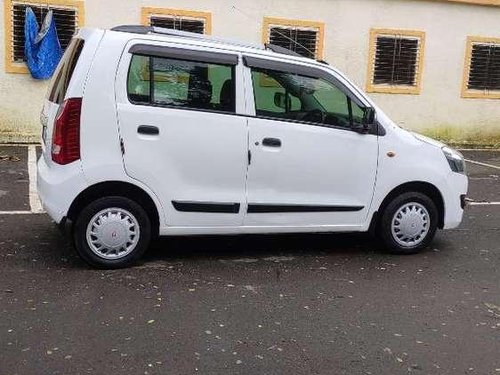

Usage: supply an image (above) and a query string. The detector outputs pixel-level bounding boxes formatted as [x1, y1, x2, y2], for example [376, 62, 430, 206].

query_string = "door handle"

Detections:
[262, 138, 281, 147]
[138, 125, 159, 135]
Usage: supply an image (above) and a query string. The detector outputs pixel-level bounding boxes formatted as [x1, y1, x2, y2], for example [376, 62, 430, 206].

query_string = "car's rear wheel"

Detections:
[74, 196, 151, 268]
[378, 192, 438, 254]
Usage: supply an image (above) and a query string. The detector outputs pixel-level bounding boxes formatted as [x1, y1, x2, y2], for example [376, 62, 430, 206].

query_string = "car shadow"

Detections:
[31, 220, 383, 270]
[41, 224, 439, 270]
[144, 232, 380, 263]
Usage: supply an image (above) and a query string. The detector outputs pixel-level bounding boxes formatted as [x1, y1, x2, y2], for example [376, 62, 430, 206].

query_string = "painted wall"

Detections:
[0, 0, 49, 142]
[1, 0, 499, 144]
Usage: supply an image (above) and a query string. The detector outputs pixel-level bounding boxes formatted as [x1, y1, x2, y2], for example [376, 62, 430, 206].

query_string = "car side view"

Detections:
[37, 26, 468, 269]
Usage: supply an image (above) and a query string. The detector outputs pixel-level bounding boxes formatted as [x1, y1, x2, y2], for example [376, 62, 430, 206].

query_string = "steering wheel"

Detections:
[302, 109, 325, 124]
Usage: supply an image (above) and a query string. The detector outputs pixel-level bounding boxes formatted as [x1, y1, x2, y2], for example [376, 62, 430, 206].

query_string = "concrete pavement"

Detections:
[0, 146, 499, 374]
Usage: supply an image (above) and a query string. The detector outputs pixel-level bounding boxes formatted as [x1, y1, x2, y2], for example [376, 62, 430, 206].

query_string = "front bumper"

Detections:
[442, 172, 468, 229]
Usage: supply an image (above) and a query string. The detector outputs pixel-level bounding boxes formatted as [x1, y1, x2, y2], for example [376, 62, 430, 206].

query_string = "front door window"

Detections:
[251, 68, 367, 129]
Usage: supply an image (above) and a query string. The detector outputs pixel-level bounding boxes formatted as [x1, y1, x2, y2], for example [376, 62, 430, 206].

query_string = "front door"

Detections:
[244, 60, 378, 229]
[116, 43, 247, 227]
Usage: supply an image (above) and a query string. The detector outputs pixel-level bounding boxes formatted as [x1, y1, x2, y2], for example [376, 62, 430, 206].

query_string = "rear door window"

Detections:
[47, 38, 85, 104]
[127, 54, 236, 113]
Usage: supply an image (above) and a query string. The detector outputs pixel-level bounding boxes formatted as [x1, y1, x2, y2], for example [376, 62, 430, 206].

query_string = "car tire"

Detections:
[73, 196, 151, 269]
[378, 192, 438, 255]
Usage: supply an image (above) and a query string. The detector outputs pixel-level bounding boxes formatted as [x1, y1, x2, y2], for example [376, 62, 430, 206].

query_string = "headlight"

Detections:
[442, 146, 466, 174]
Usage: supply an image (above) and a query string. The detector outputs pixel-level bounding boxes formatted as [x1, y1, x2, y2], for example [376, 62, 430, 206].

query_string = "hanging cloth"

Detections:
[24, 7, 63, 79]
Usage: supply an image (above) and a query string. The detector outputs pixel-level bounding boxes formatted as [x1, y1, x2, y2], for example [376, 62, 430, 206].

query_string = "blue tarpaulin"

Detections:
[24, 7, 62, 80]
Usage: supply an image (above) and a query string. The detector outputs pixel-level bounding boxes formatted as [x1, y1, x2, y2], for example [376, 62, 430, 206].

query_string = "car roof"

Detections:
[108, 25, 329, 69]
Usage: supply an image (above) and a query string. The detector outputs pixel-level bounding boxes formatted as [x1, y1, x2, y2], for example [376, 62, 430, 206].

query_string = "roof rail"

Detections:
[111, 24, 265, 51]
[264, 43, 302, 57]
[111, 25, 152, 34]
[110, 25, 318, 61]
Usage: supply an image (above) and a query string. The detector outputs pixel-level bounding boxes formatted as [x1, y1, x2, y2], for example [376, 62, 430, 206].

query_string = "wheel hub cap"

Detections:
[86, 208, 140, 260]
[391, 202, 430, 247]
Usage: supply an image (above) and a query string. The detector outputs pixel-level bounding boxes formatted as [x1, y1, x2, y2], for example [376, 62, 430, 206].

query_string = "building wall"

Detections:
[1, 0, 500, 143]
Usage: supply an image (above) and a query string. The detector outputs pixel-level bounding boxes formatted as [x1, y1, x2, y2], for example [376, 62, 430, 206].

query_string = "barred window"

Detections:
[263, 18, 324, 59]
[467, 42, 500, 92]
[142, 8, 211, 35]
[367, 29, 425, 95]
[6, 0, 82, 73]
[150, 16, 204, 34]
[269, 27, 318, 59]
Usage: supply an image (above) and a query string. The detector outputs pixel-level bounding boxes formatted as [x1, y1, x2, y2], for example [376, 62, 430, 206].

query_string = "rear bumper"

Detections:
[37, 156, 87, 224]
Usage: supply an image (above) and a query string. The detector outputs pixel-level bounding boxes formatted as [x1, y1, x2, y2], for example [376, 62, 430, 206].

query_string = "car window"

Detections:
[251, 67, 366, 128]
[312, 79, 365, 125]
[127, 54, 235, 113]
[251, 71, 301, 116]
[47, 38, 85, 104]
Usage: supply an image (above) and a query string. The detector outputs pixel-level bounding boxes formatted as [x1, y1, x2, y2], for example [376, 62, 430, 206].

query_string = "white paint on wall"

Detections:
[1, 0, 500, 142]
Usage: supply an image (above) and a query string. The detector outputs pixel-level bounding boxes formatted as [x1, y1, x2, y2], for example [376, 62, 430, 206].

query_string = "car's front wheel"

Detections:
[378, 192, 438, 254]
[74, 196, 151, 268]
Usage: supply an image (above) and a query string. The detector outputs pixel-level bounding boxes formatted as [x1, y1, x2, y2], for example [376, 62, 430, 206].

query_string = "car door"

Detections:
[243, 56, 378, 228]
[115, 42, 248, 227]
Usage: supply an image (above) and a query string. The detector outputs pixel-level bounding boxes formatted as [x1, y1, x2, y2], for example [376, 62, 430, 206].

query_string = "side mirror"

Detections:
[353, 107, 376, 134]
[274, 92, 290, 109]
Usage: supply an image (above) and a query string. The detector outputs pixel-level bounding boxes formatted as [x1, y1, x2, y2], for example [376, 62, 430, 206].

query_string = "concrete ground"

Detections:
[0, 146, 499, 375]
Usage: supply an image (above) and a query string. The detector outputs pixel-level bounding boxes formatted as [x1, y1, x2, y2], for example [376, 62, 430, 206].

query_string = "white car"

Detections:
[37, 25, 468, 268]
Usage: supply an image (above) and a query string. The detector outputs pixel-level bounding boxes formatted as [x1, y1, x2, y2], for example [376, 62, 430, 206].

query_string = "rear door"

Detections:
[243, 57, 378, 229]
[115, 42, 248, 227]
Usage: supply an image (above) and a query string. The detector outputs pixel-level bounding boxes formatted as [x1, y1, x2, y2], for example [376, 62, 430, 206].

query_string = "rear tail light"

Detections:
[52, 98, 82, 165]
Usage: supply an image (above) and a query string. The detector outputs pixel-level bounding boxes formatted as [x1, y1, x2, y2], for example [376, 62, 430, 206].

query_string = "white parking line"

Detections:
[469, 202, 500, 206]
[27, 145, 44, 213]
[459, 149, 500, 151]
[465, 159, 500, 171]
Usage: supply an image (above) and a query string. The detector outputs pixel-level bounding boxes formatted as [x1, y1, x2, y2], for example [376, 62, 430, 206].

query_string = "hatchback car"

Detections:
[37, 25, 468, 268]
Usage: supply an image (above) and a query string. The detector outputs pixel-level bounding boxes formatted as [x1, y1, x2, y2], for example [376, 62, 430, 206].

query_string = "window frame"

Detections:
[4, 0, 84, 74]
[141, 7, 212, 35]
[461, 36, 500, 99]
[262, 17, 325, 60]
[366, 28, 426, 95]
[126, 47, 238, 115]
